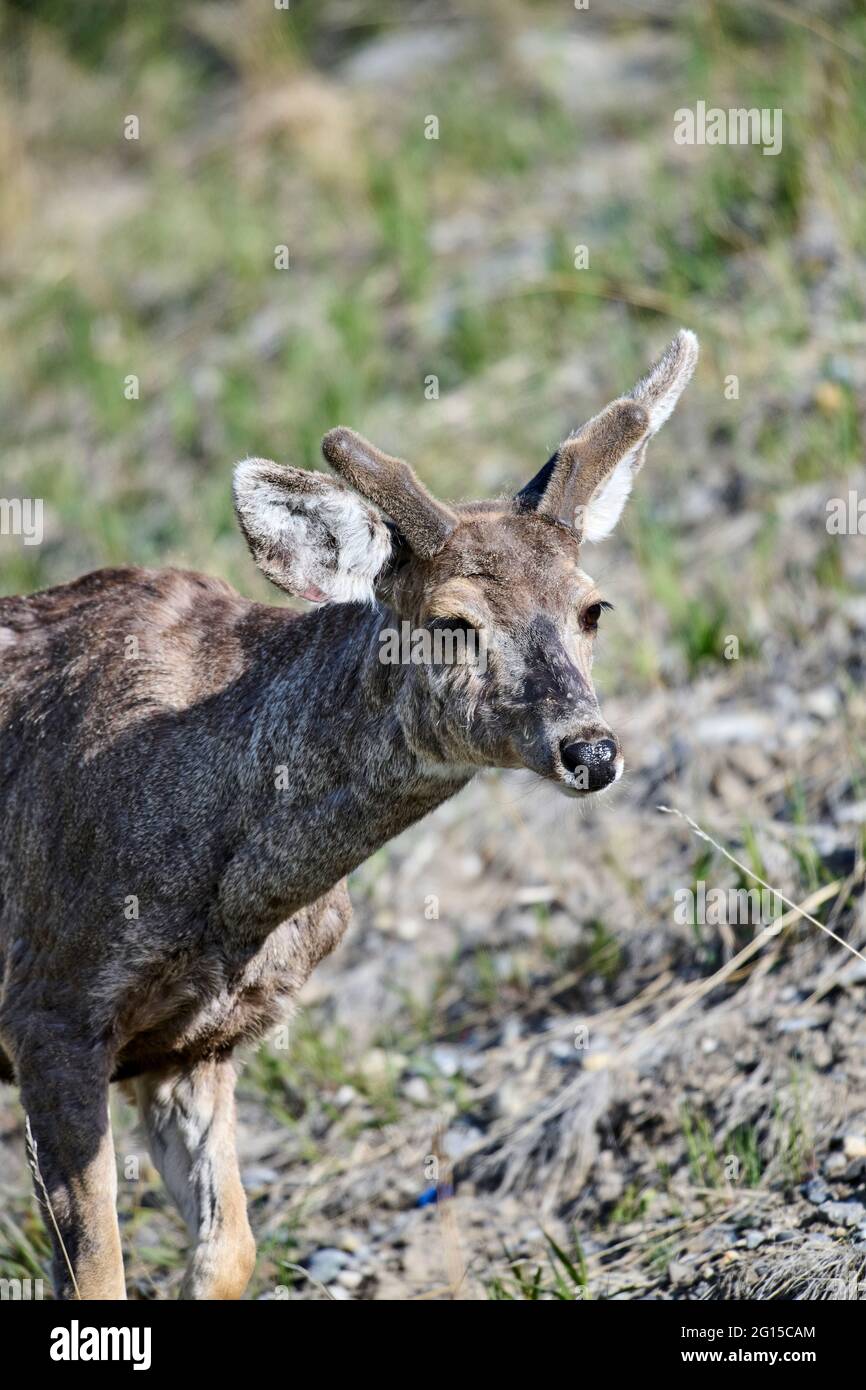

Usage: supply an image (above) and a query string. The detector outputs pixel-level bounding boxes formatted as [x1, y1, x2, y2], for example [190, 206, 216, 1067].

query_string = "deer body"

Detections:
[0, 333, 697, 1298]
[0, 567, 471, 1080]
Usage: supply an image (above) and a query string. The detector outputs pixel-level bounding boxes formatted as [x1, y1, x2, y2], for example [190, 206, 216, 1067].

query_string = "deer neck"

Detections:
[220, 601, 474, 928]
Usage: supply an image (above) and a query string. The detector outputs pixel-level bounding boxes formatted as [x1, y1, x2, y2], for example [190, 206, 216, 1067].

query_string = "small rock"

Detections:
[430, 1045, 461, 1078]
[668, 1259, 698, 1287]
[597, 1171, 624, 1205]
[804, 686, 839, 721]
[818, 1200, 865, 1229]
[326, 1284, 353, 1301]
[693, 712, 773, 746]
[241, 1165, 279, 1188]
[812, 1036, 834, 1069]
[484, 1079, 523, 1121]
[335, 1230, 367, 1256]
[777, 1016, 822, 1033]
[336, 1269, 363, 1290]
[403, 1076, 431, 1104]
[360, 1049, 406, 1085]
[501, 1015, 522, 1048]
[744, 1229, 765, 1250]
[549, 1038, 581, 1064]
[305, 1248, 350, 1284]
[443, 1121, 483, 1161]
[803, 1177, 831, 1205]
[843, 1135, 866, 1159]
[515, 885, 556, 906]
[342, 29, 460, 86]
[493, 951, 515, 980]
[459, 1050, 485, 1077]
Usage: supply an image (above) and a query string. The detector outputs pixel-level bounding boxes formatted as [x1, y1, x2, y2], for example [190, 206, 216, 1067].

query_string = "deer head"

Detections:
[234, 330, 698, 796]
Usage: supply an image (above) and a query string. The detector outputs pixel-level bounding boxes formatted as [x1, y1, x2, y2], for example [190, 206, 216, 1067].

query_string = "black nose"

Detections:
[559, 737, 619, 790]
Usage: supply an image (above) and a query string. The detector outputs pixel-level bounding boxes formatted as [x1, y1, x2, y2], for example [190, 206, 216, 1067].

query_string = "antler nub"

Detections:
[322, 427, 456, 559]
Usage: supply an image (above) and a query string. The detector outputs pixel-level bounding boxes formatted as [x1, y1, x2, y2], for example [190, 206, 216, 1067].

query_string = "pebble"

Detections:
[443, 1121, 484, 1160]
[241, 1165, 279, 1188]
[403, 1076, 431, 1104]
[336, 1230, 368, 1256]
[668, 1259, 698, 1287]
[501, 1015, 522, 1047]
[818, 1200, 865, 1228]
[693, 712, 773, 746]
[804, 686, 839, 721]
[824, 1151, 849, 1178]
[803, 1177, 830, 1205]
[776, 1016, 822, 1033]
[812, 1037, 834, 1069]
[305, 1248, 351, 1284]
[486, 1079, 523, 1120]
[361, 1049, 407, 1084]
[549, 1038, 581, 1064]
[583, 1051, 613, 1072]
[430, 1045, 461, 1077]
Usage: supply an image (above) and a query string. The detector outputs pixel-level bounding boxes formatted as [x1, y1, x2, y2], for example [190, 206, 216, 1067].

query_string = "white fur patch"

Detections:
[233, 458, 392, 604]
[582, 329, 698, 543]
[630, 328, 699, 434]
[581, 447, 640, 543]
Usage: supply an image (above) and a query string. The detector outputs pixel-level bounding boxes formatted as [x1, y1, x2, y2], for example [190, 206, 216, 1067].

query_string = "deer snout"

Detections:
[559, 735, 621, 791]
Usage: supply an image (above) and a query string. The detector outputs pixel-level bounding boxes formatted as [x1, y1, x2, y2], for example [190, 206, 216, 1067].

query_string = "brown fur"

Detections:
[0, 333, 696, 1298]
[321, 426, 457, 557]
[541, 399, 649, 524]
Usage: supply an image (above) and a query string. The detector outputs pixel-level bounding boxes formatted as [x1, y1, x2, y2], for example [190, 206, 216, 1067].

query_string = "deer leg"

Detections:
[134, 1057, 256, 1300]
[16, 1042, 126, 1300]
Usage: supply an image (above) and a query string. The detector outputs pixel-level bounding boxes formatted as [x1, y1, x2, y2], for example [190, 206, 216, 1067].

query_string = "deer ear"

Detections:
[516, 331, 698, 541]
[579, 329, 700, 543]
[578, 439, 645, 543]
[233, 459, 394, 604]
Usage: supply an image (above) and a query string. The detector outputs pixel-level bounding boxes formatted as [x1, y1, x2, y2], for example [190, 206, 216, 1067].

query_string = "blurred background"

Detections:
[1, 0, 865, 1300]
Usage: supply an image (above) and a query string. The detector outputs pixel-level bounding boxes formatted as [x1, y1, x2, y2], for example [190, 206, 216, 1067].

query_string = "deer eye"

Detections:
[428, 616, 479, 636]
[581, 600, 612, 633]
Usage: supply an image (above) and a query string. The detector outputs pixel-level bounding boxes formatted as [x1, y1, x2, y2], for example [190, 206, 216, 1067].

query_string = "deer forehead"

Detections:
[418, 512, 597, 617]
[438, 509, 579, 567]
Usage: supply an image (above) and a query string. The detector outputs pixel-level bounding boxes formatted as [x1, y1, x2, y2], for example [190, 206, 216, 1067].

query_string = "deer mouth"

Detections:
[556, 772, 622, 806]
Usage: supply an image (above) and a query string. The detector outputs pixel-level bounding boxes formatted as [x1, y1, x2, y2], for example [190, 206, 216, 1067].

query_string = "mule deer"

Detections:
[0, 331, 697, 1298]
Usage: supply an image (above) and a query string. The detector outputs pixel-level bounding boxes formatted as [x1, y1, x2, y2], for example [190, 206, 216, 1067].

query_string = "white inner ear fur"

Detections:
[630, 327, 699, 435]
[233, 458, 393, 603]
[581, 328, 698, 543]
[580, 445, 642, 543]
